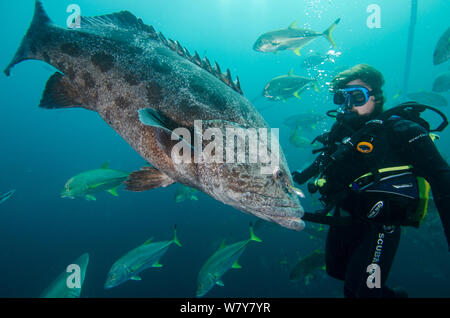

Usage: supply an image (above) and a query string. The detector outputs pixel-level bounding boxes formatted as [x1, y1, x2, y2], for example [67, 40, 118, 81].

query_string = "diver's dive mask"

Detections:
[333, 85, 374, 109]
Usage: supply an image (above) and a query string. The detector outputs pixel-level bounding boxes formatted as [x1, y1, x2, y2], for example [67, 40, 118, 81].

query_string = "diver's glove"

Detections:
[292, 154, 323, 186]
[292, 170, 310, 185]
[312, 132, 330, 145]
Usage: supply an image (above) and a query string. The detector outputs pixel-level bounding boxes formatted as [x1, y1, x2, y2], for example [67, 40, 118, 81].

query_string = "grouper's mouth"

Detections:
[232, 192, 305, 231]
[244, 204, 305, 231]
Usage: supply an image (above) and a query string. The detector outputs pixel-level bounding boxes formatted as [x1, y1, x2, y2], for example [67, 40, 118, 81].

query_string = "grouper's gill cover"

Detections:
[4, 1, 305, 231]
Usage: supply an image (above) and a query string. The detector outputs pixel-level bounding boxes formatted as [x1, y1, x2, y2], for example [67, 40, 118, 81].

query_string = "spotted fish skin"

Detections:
[434, 27, 450, 65]
[5, 1, 304, 231]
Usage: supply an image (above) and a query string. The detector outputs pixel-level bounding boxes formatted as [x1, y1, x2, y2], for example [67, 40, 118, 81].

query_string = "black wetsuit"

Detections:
[293, 113, 450, 298]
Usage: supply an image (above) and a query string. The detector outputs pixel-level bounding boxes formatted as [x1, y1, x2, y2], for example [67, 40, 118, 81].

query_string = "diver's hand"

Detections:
[292, 170, 309, 185]
[312, 132, 329, 145]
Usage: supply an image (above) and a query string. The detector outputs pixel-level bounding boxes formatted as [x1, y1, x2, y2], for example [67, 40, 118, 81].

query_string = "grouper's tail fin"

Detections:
[4, 1, 52, 76]
[322, 18, 340, 49]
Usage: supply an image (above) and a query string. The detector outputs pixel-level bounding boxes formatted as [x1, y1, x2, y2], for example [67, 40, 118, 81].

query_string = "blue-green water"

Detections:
[0, 0, 449, 298]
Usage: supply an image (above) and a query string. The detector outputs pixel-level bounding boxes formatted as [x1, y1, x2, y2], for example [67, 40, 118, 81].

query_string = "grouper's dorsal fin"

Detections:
[79, 11, 158, 40]
[160, 32, 244, 95]
[79, 11, 243, 95]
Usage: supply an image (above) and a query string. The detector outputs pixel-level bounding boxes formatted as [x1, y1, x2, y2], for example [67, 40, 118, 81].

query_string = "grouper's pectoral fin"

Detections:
[39, 72, 82, 109]
[139, 108, 192, 146]
[124, 166, 175, 192]
[139, 108, 194, 159]
[138, 108, 171, 132]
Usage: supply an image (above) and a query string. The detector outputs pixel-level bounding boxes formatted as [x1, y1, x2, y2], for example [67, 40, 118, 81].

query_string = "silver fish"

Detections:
[175, 184, 199, 203]
[61, 162, 129, 201]
[263, 70, 319, 101]
[196, 224, 262, 297]
[407, 91, 448, 107]
[289, 130, 316, 149]
[433, 71, 450, 93]
[283, 113, 327, 130]
[301, 50, 341, 69]
[433, 27, 450, 65]
[5, 1, 304, 231]
[104, 228, 181, 289]
[289, 249, 325, 283]
[0, 189, 15, 205]
[253, 19, 340, 56]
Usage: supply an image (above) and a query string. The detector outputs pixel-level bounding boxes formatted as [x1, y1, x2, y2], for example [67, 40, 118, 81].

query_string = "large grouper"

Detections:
[5, 1, 305, 230]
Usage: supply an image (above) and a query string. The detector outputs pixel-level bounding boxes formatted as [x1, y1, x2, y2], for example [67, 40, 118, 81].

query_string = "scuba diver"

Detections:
[292, 64, 450, 298]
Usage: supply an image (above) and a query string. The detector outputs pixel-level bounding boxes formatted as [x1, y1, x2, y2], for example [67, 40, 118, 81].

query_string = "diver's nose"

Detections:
[345, 97, 352, 110]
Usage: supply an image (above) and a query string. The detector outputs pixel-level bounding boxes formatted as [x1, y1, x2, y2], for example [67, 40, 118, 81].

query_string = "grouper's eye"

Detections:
[272, 168, 283, 180]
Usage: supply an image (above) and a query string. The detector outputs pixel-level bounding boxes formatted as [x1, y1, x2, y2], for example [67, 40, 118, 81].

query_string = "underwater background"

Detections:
[0, 0, 449, 298]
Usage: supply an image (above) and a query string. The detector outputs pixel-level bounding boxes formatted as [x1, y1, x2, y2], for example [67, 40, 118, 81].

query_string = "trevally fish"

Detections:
[433, 27, 450, 65]
[283, 113, 327, 130]
[301, 50, 341, 69]
[433, 71, 450, 93]
[104, 227, 181, 289]
[40, 253, 89, 298]
[289, 129, 318, 149]
[175, 184, 199, 203]
[61, 162, 130, 201]
[302, 52, 329, 69]
[332, 65, 350, 74]
[407, 91, 448, 107]
[302, 223, 328, 242]
[5, 1, 304, 231]
[0, 189, 16, 205]
[263, 70, 319, 102]
[196, 224, 262, 297]
[253, 19, 340, 56]
[289, 249, 325, 284]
